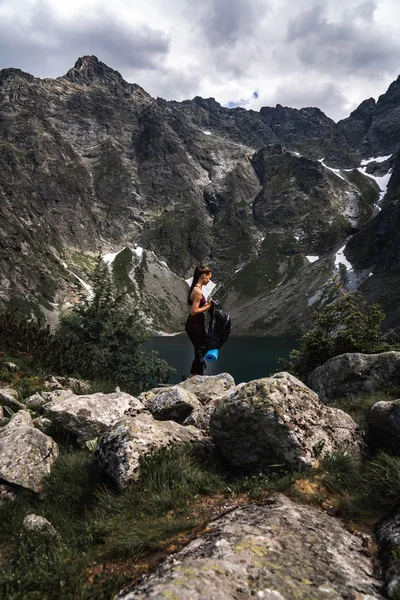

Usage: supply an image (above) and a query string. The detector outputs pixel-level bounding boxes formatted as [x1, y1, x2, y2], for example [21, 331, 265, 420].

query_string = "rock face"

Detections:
[210, 373, 363, 471]
[376, 508, 400, 599]
[95, 412, 213, 489]
[139, 386, 202, 424]
[308, 352, 400, 403]
[117, 494, 383, 600]
[138, 374, 237, 432]
[344, 149, 400, 337]
[0, 387, 25, 410]
[0, 410, 58, 493]
[25, 392, 47, 411]
[179, 373, 236, 405]
[43, 390, 145, 444]
[2, 55, 400, 336]
[369, 399, 400, 453]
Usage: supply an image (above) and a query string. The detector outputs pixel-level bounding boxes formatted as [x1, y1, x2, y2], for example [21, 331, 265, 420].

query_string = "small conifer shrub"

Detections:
[279, 287, 395, 379]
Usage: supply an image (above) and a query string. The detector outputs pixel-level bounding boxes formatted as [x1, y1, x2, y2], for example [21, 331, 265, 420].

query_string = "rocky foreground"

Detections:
[2, 353, 400, 598]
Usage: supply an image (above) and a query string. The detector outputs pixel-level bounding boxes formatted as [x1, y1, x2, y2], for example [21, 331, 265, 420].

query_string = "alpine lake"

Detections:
[143, 335, 301, 385]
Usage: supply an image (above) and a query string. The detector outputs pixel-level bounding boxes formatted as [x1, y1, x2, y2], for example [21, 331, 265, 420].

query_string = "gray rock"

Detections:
[140, 386, 202, 423]
[308, 352, 400, 403]
[55, 377, 92, 394]
[0, 410, 58, 493]
[0, 387, 25, 410]
[25, 392, 47, 411]
[210, 372, 363, 472]
[116, 494, 383, 600]
[43, 376, 64, 391]
[376, 507, 400, 599]
[95, 412, 213, 489]
[43, 389, 145, 444]
[0, 483, 17, 501]
[23, 514, 58, 537]
[6, 410, 33, 429]
[1, 362, 18, 371]
[183, 398, 224, 432]
[179, 373, 236, 406]
[369, 399, 400, 453]
[32, 416, 53, 434]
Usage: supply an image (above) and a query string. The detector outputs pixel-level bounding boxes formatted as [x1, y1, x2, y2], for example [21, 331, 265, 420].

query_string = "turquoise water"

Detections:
[143, 335, 300, 385]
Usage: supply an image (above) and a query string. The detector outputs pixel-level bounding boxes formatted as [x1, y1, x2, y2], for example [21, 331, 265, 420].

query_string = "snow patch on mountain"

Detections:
[335, 245, 353, 272]
[360, 154, 392, 166]
[318, 158, 346, 182]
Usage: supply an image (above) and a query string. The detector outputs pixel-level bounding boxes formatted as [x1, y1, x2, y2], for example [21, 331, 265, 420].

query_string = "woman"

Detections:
[185, 266, 213, 376]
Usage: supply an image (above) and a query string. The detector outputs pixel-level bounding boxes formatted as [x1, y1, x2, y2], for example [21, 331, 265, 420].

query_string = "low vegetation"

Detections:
[2, 272, 400, 598]
[1, 436, 400, 600]
[0, 257, 172, 396]
[279, 285, 398, 379]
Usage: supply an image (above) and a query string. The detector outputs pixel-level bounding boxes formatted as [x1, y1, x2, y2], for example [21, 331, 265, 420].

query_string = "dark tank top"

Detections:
[187, 291, 206, 327]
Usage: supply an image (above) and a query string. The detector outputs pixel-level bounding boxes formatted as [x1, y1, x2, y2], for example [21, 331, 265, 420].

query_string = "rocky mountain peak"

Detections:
[350, 97, 376, 117]
[0, 67, 35, 86]
[192, 96, 223, 114]
[62, 55, 127, 87]
[375, 74, 400, 113]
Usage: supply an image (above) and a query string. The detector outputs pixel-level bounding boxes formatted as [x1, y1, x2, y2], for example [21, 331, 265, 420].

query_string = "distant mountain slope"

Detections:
[0, 55, 399, 334]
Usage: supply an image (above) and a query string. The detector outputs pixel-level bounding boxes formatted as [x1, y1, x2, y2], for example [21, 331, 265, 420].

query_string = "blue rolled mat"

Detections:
[205, 348, 219, 362]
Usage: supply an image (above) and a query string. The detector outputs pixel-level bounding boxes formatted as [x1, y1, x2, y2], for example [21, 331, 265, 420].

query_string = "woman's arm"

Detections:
[189, 289, 212, 316]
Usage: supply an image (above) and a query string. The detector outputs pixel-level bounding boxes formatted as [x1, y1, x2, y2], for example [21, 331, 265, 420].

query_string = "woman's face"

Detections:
[202, 272, 212, 285]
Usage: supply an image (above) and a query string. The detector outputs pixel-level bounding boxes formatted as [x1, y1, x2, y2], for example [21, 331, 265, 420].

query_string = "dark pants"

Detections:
[185, 316, 206, 375]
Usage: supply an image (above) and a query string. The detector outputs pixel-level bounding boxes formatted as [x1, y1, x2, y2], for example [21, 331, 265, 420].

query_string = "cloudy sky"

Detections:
[1, 0, 400, 120]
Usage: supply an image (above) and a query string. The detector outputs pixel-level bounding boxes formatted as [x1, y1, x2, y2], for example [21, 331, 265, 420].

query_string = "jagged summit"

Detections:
[63, 55, 128, 87]
[0, 67, 35, 85]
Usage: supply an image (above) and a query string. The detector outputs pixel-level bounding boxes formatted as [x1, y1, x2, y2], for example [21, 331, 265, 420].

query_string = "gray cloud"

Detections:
[267, 81, 349, 119]
[0, 0, 399, 122]
[186, 0, 269, 48]
[287, 2, 400, 76]
[0, 2, 170, 78]
[352, 0, 377, 20]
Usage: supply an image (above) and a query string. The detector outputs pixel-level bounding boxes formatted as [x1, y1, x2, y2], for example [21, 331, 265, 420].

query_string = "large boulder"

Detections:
[179, 373, 236, 405]
[25, 392, 48, 411]
[43, 390, 145, 444]
[182, 398, 222, 432]
[210, 372, 363, 472]
[308, 352, 400, 403]
[0, 411, 58, 493]
[139, 386, 202, 423]
[95, 412, 213, 489]
[116, 494, 383, 600]
[0, 387, 25, 410]
[376, 507, 400, 599]
[369, 399, 400, 453]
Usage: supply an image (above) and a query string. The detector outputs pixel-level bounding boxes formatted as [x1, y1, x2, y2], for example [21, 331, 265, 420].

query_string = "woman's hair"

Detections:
[187, 266, 211, 304]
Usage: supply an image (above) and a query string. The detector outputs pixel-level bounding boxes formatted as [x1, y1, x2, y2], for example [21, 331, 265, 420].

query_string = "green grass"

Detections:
[0, 353, 47, 401]
[2, 415, 400, 598]
[92, 445, 226, 559]
[318, 452, 363, 495]
[316, 450, 400, 520]
[330, 387, 400, 429]
[0, 442, 303, 599]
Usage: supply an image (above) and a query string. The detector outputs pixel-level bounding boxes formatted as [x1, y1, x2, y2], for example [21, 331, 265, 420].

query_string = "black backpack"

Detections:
[206, 300, 231, 351]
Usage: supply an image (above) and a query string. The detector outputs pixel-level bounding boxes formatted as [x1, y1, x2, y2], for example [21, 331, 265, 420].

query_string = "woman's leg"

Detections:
[185, 322, 206, 376]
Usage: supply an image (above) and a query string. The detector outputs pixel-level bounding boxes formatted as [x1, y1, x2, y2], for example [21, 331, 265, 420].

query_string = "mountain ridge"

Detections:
[0, 55, 399, 335]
